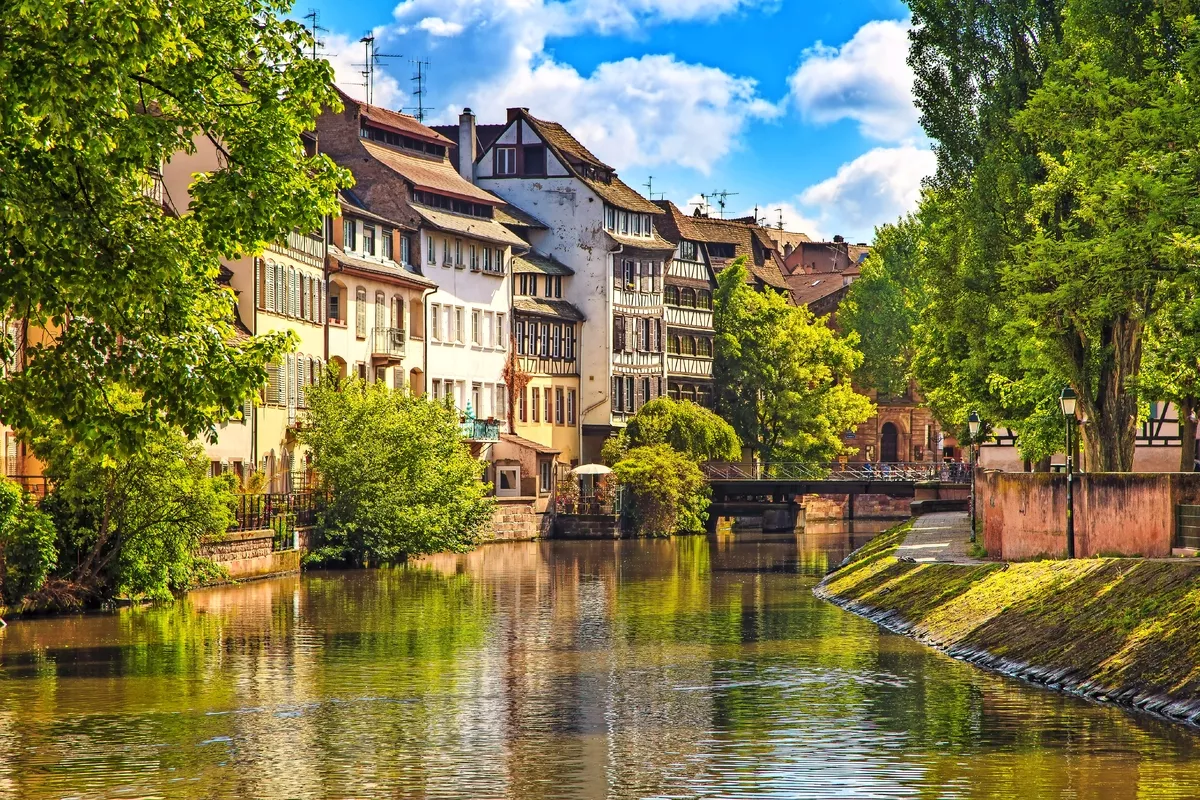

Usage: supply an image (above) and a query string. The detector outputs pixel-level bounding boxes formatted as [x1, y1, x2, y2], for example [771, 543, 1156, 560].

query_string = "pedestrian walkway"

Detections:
[895, 511, 985, 564]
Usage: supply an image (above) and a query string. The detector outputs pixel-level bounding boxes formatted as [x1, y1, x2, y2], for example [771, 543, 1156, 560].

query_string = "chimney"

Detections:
[832, 234, 845, 243]
[458, 108, 477, 183]
[506, 107, 528, 123]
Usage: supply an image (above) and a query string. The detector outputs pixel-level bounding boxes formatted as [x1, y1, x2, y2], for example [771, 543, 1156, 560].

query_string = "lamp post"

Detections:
[968, 411, 981, 541]
[1058, 386, 1078, 559]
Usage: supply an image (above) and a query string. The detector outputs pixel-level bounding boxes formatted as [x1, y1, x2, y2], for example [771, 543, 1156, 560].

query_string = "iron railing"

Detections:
[5, 474, 49, 498]
[459, 418, 501, 441]
[701, 461, 971, 483]
[232, 491, 323, 535]
[371, 326, 406, 359]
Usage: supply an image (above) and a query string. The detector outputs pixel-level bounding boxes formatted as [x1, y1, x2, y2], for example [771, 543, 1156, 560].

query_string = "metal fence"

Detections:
[701, 461, 972, 483]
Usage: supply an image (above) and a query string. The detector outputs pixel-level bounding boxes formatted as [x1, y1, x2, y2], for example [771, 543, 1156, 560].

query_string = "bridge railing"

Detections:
[701, 462, 970, 483]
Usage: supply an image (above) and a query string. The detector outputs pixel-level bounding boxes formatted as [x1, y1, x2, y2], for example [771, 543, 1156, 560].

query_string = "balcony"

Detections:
[459, 418, 501, 442]
[371, 327, 406, 363]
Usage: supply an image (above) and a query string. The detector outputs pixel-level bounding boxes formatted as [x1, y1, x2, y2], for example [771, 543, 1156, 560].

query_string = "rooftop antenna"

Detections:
[407, 59, 433, 122]
[303, 10, 326, 61]
[689, 193, 712, 216]
[356, 35, 403, 106]
[709, 190, 739, 218]
[776, 208, 784, 230]
[643, 176, 665, 201]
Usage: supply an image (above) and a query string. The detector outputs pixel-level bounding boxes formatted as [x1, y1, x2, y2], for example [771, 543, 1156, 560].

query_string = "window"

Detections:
[483, 247, 492, 272]
[382, 228, 393, 260]
[709, 242, 736, 259]
[552, 324, 562, 358]
[393, 367, 403, 390]
[496, 147, 517, 175]
[685, 336, 697, 356]
[532, 387, 540, 422]
[564, 325, 575, 360]
[642, 215, 653, 237]
[432, 378, 442, 399]
[329, 291, 340, 323]
[612, 316, 625, 351]
[430, 303, 441, 341]
[545, 387, 552, 423]
[567, 389, 576, 425]
[529, 275, 538, 296]
[640, 318, 651, 352]
[375, 366, 387, 384]
[620, 211, 629, 235]
[698, 289, 712, 309]
[472, 309, 482, 345]
[443, 238, 452, 266]
[641, 378, 651, 409]
[523, 145, 546, 175]
[682, 288, 696, 308]
[427, 235, 436, 264]
[519, 388, 527, 422]
[493, 249, 504, 273]
[454, 307, 465, 343]
[604, 205, 616, 231]
[555, 388, 564, 425]
[539, 323, 550, 357]
[623, 260, 635, 289]
[375, 291, 386, 330]
[668, 335, 680, 354]
[363, 225, 376, 256]
[665, 285, 678, 305]
[357, 362, 367, 381]
[613, 377, 623, 411]
[343, 219, 357, 251]
[518, 274, 528, 295]
[497, 466, 520, 498]
[625, 377, 635, 412]
[497, 313, 506, 348]
[472, 384, 482, 415]
[515, 320, 525, 354]
[545, 275, 553, 298]
[554, 276, 562, 298]
[681, 240, 697, 260]
[539, 460, 552, 494]
[526, 320, 536, 354]
[355, 287, 367, 338]
[699, 338, 713, 358]
[470, 244, 478, 271]
[455, 239, 463, 268]
[632, 214, 642, 236]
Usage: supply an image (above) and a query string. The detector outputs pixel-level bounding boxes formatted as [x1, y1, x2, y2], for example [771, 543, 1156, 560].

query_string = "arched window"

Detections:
[698, 289, 712, 309]
[681, 288, 696, 308]
[355, 287, 368, 338]
[684, 336, 696, 356]
[698, 338, 712, 358]
[393, 296, 405, 332]
[669, 335, 680, 354]
[665, 285, 679, 305]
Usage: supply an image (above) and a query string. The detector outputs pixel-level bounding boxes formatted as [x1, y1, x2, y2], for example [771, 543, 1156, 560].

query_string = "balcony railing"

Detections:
[371, 327, 406, 360]
[459, 418, 501, 441]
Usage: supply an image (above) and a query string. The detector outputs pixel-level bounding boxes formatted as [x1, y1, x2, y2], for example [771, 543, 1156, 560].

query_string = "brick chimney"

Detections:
[458, 108, 476, 182]
[506, 107, 529, 123]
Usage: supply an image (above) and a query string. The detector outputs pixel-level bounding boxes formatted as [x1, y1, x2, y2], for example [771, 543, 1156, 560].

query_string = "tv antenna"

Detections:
[708, 190, 739, 218]
[356, 35, 403, 106]
[775, 208, 784, 230]
[407, 60, 433, 122]
[302, 10, 326, 61]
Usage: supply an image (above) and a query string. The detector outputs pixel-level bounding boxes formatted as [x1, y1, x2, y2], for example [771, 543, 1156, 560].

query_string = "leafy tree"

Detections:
[0, 481, 57, 606]
[714, 257, 874, 464]
[40, 427, 238, 603]
[612, 445, 709, 536]
[299, 379, 494, 566]
[1, 0, 347, 456]
[841, 216, 927, 396]
[613, 398, 740, 463]
[1137, 288, 1200, 471]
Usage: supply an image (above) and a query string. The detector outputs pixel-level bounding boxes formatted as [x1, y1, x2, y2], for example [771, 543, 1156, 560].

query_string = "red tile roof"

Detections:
[654, 201, 789, 291]
[336, 87, 454, 146]
[360, 140, 501, 205]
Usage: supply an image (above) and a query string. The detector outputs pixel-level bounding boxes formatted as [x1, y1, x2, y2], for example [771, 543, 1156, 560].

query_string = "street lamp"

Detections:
[1058, 386, 1077, 558]
[968, 411, 981, 541]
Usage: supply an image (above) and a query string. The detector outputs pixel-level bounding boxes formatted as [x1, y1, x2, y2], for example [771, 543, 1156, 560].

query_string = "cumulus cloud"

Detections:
[787, 19, 920, 142]
[322, 32, 407, 109]
[320, 0, 775, 173]
[799, 145, 934, 240]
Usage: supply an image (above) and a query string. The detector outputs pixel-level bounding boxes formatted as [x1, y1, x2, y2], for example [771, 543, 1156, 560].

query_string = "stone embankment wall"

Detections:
[198, 529, 303, 582]
[817, 524, 1200, 729]
[979, 471, 1200, 559]
[554, 514, 620, 539]
[803, 494, 914, 520]
[487, 498, 551, 541]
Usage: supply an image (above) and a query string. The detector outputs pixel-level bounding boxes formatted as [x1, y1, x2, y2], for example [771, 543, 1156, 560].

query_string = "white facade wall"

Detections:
[423, 227, 512, 421]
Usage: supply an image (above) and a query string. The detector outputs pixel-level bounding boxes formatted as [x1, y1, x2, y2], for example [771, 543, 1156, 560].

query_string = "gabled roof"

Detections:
[411, 204, 528, 248]
[499, 432, 561, 455]
[606, 229, 677, 253]
[338, 87, 453, 147]
[494, 202, 548, 230]
[503, 111, 662, 214]
[654, 201, 789, 291]
[512, 251, 574, 276]
[513, 297, 586, 322]
[789, 276, 848, 308]
[360, 140, 501, 206]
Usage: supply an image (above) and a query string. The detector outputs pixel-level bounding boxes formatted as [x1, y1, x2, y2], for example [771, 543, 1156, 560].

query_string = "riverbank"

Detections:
[816, 514, 1200, 728]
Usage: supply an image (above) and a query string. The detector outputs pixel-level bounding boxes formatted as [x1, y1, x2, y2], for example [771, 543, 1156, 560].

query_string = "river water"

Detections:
[2, 524, 1200, 799]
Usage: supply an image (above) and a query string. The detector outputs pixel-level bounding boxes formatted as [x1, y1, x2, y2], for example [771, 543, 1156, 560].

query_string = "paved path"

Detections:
[895, 512, 986, 565]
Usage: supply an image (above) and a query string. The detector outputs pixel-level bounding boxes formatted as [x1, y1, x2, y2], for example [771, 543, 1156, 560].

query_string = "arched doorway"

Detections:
[881, 422, 899, 463]
[409, 367, 424, 397]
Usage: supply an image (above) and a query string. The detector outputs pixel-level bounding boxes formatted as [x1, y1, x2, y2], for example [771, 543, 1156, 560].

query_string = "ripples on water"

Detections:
[2, 523, 1200, 799]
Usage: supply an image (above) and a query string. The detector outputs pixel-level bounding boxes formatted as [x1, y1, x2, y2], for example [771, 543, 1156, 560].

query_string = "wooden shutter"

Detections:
[318, 280, 326, 324]
[256, 260, 265, 310]
[625, 317, 635, 353]
[266, 263, 276, 312]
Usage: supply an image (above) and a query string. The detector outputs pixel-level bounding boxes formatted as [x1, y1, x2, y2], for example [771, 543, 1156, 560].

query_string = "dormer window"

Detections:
[363, 225, 376, 257]
[343, 219, 357, 251]
[382, 228, 393, 260]
[681, 241, 697, 261]
[496, 147, 516, 176]
[523, 145, 546, 175]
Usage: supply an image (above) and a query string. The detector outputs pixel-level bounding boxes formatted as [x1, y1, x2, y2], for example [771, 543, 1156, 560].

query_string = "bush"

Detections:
[613, 445, 710, 536]
[624, 398, 741, 462]
[0, 480, 57, 606]
[299, 379, 495, 565]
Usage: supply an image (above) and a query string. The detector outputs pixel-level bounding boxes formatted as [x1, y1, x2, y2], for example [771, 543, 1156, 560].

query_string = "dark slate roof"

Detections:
[513, 297, 586, 322]
[654, 200, 789, 291]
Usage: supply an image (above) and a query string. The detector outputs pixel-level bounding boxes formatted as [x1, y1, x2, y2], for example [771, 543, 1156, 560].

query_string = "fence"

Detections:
[232, 491, 324, 550]
[701, 461, 971, 483]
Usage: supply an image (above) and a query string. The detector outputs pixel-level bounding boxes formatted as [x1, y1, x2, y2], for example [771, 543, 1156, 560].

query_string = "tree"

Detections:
[40, 427, 238, 603]
[1137, 288, 1200, 471]
[621, 398, 740, 463]
[714, 258, 874, 464]
[840, 216, 927, 397]
[612, 445, 709, 536]
[0, 481, 57, 607]
[299, 379, 494, 566]
[1, 0, 347, 456]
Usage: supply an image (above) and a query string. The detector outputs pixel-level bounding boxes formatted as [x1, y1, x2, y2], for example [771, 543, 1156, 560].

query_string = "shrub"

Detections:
[613, 445, 710, 536]
[0, 481, 57, 606]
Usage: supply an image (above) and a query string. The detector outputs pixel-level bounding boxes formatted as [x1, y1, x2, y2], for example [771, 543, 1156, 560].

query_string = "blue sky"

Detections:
[298, 0, 929, 242]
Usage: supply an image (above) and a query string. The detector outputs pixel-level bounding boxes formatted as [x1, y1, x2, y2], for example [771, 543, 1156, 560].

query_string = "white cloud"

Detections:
[416, 17, 465, 37]
[321, 0, 775, 173]
[798, 145, 934, 240]
[787, 19, 920, 142]
[322, 32, 407, 109]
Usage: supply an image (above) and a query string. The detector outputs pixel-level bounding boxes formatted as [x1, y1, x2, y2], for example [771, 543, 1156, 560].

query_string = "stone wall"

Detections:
[979, 470, 1200, 559]
[554, 514, 620, 539]
[198, 529, 302, 582]
[486, 498, 550, 542]
[802, 494, 914, 521]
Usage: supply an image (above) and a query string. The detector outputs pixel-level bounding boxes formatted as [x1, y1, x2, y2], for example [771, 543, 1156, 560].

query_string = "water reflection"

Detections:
[1, 524, 1199, 799]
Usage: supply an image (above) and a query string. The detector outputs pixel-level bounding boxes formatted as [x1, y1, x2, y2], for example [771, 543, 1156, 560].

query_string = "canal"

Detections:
[2, 525, 1200, 799]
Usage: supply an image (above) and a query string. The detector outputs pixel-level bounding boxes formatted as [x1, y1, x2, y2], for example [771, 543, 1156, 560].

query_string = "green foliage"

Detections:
[0, 481, 58, 606]
[299, 379, 494, 565]
[612, 445, 710, 536]
[714, 257, 874, 464]
[622, 397, 741, 462]
[42, 428, 237, 602]
[0, 0, 349, 456]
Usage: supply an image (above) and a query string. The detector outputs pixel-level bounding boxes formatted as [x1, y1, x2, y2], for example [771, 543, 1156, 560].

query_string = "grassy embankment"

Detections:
[816, 523, 1200, 726]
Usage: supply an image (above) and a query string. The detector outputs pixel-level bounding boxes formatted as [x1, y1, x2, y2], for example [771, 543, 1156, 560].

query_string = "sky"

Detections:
[297, 0, 931, 244]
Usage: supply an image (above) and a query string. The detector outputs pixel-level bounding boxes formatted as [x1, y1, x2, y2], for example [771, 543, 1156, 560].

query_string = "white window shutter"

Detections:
[266, 263, 276, 312]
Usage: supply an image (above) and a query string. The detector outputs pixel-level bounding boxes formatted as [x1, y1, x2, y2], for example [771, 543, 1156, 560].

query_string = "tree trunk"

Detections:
[1078, 315, 1143, 472]
[1181, 398, 1197, 472]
